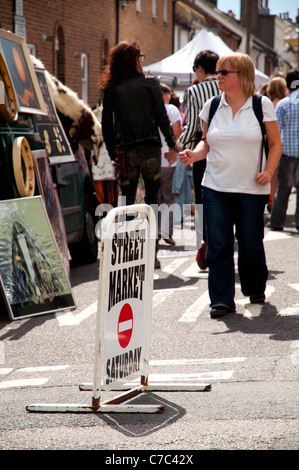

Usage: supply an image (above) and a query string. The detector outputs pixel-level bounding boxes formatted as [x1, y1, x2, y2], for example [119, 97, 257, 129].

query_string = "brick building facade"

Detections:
[0, 0, 174, 107]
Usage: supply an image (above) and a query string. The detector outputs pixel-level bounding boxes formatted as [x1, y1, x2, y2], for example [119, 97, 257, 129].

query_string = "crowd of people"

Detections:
[98, 40, 299, 318]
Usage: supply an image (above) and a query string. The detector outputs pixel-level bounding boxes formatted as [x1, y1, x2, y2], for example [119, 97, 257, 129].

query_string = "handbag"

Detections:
[92, 141, 116, 181]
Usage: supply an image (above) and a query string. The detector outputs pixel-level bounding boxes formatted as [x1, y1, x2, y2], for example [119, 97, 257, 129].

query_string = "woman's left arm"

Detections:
[255, 120, 282, 186]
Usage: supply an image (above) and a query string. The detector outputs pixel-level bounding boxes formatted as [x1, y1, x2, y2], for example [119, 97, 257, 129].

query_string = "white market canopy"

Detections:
[143, 29, 269, 91]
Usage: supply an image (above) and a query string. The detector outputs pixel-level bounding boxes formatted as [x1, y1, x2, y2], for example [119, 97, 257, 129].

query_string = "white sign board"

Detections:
[93, 204, 156, 397]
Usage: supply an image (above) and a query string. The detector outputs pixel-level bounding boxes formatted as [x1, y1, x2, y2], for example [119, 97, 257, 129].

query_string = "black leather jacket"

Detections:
[102, 74, 176, 160]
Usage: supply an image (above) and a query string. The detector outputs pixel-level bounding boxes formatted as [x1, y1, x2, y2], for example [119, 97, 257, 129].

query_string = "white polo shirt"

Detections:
[199, 93, 277, 195]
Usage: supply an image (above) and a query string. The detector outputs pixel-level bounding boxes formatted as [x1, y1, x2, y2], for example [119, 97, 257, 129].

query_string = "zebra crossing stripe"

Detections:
[178, 290, 210, 322]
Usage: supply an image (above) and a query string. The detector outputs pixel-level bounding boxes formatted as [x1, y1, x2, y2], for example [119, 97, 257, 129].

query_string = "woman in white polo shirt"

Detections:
[179, 53, 282, 318]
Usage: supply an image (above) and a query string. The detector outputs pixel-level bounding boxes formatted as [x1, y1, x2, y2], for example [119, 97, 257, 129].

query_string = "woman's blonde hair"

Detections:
[216, 53, 256, 98]
[266, 76, 287, 101]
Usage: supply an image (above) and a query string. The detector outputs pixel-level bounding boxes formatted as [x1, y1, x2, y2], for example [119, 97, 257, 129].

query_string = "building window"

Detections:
[163, 0, 168, 23]
[54, 25, 65, 84]
[81, 53, 88, 104]
[136, 0, 142, 13]
[152, 0, 157, 18]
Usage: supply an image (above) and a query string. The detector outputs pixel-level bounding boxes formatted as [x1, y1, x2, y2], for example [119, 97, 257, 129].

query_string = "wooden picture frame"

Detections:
[0, 29, 46, 115]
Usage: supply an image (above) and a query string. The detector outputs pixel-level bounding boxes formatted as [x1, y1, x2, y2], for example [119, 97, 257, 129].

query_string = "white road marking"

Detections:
[181, 262, 208, 279]
[162, 257, 189, 274]
[289, 283, 299, 293]
[179, 284, 277, 322]
[264, 230, 291, 241]
[153, 286, 197, 309]
[18, 365, 69, 373]
[126, 370, 234, 383]
[56, 301, 97, 326]
[0, 378, 48, 389]
[150, 357, 246, 366]
[279, 304, 299, 316]
[276, 285, 299, 317]
[56, 251, 297, 327]
[241, 285, 275, 318]
[0, 358, 244, 389]
[290, 342, 299, 365]
[178, 290, 210, 322]
[0, 368, 13, 375]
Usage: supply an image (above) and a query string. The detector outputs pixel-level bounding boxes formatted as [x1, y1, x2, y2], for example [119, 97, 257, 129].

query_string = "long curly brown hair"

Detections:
[99, 41, 144, 90]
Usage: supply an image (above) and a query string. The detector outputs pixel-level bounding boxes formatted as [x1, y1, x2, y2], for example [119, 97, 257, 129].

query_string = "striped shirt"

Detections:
[178, 77, 219, 150]
[275, 90, 299, 158]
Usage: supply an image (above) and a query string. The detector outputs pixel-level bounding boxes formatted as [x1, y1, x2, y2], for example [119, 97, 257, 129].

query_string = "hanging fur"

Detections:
[31, 56, 102, 161]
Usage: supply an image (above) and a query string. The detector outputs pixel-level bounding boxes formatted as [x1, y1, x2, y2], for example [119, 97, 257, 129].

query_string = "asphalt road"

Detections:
[0, 192, 298, 452]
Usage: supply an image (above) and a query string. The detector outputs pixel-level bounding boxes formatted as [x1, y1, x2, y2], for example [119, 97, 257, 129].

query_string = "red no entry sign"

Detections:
[117, 303, 133, 348]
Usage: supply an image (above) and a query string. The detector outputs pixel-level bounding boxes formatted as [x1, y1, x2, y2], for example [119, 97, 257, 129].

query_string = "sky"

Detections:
[217, 0, 298, 22]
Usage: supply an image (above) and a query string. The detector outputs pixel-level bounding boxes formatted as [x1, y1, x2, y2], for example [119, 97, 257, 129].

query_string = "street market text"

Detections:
[108, 230, 146, 311]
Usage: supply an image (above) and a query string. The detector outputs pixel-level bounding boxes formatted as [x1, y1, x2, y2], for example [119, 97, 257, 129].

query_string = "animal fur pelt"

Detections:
[31, 56, 102, 160]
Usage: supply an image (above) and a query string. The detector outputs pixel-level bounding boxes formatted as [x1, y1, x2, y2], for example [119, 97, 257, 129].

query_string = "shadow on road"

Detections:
[212, 302, 299, 342]
[98, 392, 186, 438]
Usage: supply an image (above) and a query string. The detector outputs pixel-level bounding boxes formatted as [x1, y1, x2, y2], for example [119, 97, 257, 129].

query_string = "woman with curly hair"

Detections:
[99, 41, 179, 268]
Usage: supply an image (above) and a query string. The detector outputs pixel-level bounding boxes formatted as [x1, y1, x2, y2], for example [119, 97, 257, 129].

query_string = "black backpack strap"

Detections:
[208, 94, 221, 127]
[252, 94, 265, 137]
[252, 94, 268, 171]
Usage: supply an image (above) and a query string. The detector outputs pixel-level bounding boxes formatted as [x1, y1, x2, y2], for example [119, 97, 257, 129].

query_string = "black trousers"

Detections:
[119, 146, 161, 206]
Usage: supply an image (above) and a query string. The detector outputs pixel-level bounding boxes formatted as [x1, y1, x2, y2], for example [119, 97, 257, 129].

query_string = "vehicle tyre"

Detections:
[12, 136, 35, 197]
[70, 192, 98, 264]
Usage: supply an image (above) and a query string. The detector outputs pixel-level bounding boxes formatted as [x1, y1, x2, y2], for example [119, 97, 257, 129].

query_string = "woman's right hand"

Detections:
[179, 150, 197, 166]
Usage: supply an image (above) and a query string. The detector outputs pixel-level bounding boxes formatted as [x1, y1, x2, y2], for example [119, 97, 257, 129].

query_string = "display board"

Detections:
[34, 68, 75, 164]
[99, 208, 151, 391]
[0, 196, 75, 320]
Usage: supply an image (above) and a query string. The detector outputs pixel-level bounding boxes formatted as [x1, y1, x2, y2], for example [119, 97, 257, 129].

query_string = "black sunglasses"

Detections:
[216, 70, 240, 76]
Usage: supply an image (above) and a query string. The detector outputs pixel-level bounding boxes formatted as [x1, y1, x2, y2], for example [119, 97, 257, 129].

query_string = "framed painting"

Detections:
[33, 149, 70, 278]
[0, 196, 75, 320]
[34, 67, 75, 164]
[0, 29, 46, 115]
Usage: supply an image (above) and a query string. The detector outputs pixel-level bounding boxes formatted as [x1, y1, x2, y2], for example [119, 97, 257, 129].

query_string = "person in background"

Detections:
[270, 68, 299, 232]
[174, 50, 219, 270]
[179, 53, 282, 318]
[170, 92, 183, 117]
[265, 76, 288, 211]
[266, 76, 287, 109]
[158, 84, 182, 245]
[99, 41, 179, 269]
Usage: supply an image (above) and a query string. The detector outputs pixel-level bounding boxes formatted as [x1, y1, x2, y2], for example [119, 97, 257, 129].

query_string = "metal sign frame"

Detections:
[27, 204, 211, 414]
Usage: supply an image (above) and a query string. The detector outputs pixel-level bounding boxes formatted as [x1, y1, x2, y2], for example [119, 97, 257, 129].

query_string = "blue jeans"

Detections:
[270, 156, 299, 229]
[202, 187, 269, 310]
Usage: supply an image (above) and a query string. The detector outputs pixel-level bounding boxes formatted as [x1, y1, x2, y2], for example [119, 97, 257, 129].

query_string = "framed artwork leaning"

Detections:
[0, 28, 46, 115]
[34, 67, 75, 164]
[33, 149, 70, 278]
[0, 196, 76, 320]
